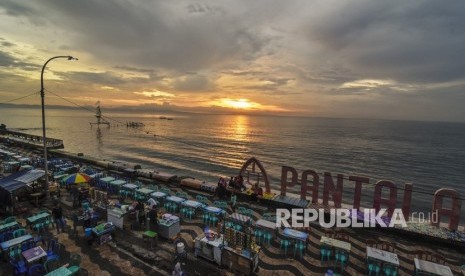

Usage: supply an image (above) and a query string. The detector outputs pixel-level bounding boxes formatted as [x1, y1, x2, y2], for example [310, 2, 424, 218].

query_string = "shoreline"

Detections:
[2, 129, 465, 246]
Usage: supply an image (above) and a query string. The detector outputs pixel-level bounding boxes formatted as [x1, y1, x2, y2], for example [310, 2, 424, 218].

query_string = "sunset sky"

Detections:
[1, 0, 464, 121]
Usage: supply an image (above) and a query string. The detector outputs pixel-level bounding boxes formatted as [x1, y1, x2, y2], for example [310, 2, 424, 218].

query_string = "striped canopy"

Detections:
[62, 173, 92, 184]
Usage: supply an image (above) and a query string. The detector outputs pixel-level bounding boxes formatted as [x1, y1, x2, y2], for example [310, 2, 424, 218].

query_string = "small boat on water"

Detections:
[159, 116, 173, 120]
[126, 121, 144, 127]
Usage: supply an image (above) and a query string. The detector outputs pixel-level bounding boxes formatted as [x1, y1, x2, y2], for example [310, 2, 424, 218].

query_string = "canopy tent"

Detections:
[0, 169, 45, 206]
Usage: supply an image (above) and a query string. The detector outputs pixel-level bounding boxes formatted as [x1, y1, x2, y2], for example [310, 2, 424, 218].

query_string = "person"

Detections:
[230, 190, 237, 212]
[172, 262, 185, 276]
[228, 176, 235, 188]
[148, 205, 158, 232]
[136, 200, 146, 226]
[251, 183, 263, 202]
[83, 206, 94, 228]
[147, 197, 157, 209]
[234, 174, 246, 191]
[70, 185, 79, 207]
[217, 177, 226, 199]
[52, 203, 65, 234]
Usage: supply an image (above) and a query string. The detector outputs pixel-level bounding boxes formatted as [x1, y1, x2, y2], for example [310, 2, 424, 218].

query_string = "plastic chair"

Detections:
[13, 228, 26, 238]
[10, 259, 27, 276]
[202, 213, 210, 226]
[294, 241, 306, 259]
[68, 253, 82, 275]
[368, 260, 381, 276]
[210, 216, 218, 227]
[280, 239, 291, 256]
[44, 255, 60, 273]
[9, 246, 21, 259]
[263, 231, 273, 246]
[335, 249, 348, 271]
[28, 264, 46, 276]
[383, 263, 398, 276]
[254, 229, 263, 244]
[32, 223, 45, 234]
[237, 207, 247, 215]
[3, 231, 14, 241]
[4, 216, 16, 224]
[186, 209, 195, 221]
[320, 244, 332, 263]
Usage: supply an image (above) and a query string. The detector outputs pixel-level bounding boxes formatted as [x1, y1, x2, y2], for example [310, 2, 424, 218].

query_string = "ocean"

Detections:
[1, 106, 464, 215]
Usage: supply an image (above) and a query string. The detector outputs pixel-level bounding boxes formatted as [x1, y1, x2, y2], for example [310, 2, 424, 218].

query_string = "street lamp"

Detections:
[40, 55, 78, 198]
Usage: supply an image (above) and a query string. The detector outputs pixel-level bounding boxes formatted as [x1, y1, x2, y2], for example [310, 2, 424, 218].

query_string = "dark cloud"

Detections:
[172, 74, 213, 92]
[0, 50, 39, 70]
[303, 0, 465, 84]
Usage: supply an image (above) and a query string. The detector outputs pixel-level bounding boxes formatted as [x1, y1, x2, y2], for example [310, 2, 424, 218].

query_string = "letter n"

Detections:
[323, 173, 343, 208]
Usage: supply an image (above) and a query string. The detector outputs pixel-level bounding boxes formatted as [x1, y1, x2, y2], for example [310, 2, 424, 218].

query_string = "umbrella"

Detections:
[62, 172, 92, 185]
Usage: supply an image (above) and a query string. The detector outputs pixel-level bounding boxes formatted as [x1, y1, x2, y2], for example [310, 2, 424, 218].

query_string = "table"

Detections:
[45, 266, 73, 276]
[320, 237, 351, 251]
[110, 180, 126, 186]
[414, 258, 453, 276]
[123, 183, 138, 190]
[22, 246, 47, 264]
[204, 206, 224, 215]
[1, 234, 33, 251]
[99, 177, 115, 183]
[151, 191, 167, 200]
[181, 200, 204, 209]
[255, 219, 277, 231]
[0, 221, 19, 233]
[166, 196, 186, 204]
[366, 247, 399, 266]
[136, 188, 154, 198]
[27, 213, 50, 225]
[229, 212, 252, 226]
[283, 228, 308, 242]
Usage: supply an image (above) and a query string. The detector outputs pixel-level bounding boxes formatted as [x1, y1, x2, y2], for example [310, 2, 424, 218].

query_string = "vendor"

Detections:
[147, 197, 158, 209]
[83, 206, 94, 228]
[148, 205, 158, 232]
[136, 200, 146, 225]
[250, 183, 263, 202]
[234, 174, 246, 191]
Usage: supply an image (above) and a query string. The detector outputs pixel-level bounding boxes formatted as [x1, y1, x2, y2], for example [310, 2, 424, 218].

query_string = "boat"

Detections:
[90, 105, 110, 127]
[126, 121, 145, 127]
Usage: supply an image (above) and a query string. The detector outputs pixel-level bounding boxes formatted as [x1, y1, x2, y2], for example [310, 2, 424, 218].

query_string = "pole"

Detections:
[40, 55, 77, 199]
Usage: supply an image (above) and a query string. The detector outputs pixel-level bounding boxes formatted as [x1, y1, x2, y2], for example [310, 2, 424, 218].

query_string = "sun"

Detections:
[223, 98, 253, 109]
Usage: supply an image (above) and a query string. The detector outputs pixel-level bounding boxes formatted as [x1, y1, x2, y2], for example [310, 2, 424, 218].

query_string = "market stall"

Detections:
[107, 205, 128, 229]
[222, 224, 260, 275]
[195, 229, 225, 265]
[88, 222, 115, 245]
[158, 213, 180, 239]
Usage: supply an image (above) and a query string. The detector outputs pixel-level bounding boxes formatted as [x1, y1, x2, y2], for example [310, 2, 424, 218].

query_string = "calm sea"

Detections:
[1, 106, 464, 214]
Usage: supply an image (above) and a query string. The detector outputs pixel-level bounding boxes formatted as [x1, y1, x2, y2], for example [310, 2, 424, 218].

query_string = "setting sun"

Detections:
[225, 99, 252, 109]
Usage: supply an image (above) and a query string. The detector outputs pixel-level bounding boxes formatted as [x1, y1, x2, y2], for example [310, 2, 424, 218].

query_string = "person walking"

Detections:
[52, 203, 65, 234]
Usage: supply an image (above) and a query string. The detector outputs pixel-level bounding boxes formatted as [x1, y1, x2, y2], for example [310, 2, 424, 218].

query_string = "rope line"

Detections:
[0, 91, 39, 105]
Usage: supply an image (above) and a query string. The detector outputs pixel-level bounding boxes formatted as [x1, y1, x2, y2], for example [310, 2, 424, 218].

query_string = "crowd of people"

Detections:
[216, 174, 263, 203]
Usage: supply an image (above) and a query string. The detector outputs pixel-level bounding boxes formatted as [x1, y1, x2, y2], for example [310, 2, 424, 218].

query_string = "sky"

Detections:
[0, 0, 465, 121]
